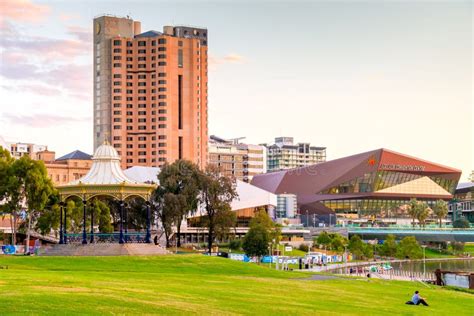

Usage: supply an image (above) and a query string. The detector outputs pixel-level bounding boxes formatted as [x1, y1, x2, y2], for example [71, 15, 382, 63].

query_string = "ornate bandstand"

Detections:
[56, 142, 156, 245]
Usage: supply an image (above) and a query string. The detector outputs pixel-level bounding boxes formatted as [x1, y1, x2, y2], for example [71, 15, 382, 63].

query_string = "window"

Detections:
[158, 142, 166, 147]
[113, 89, 121, 93]
[158, 109, 166, 114]
[158, 95, 166, 99]
[138, 118, 146, 123]
[158, 38, 166, 44]
[138, 64, 146, 68]
[138, 111, 146, 115]
[178, 40, 183, 47]
[159, 124, 166, 128]
[113, 74, 122, 78]
[158, 87, 166, 92]
[113, 81, 121, 86]
[138, 159, 146, 163]
[138, 41, 146, 46]
[126, 82, 132, 86]
[138, 89, 146, 93]
[127, 49, 133, 54]
[158, 73, 166, 77]
[114, 136, 121, 140]
[158, 102, 166, 106]
[127, 75, 133, 79]
[113, 48, 122, 53]
[158, 80, 166, 84]
[158, 47, 166, 52]
[113, 111, 121, 115]
[113, 56, 121, 60]
[138, 74, 146, 79]
[138, 126, 146, 130]
[138, 136, 147, 141]
[152, 40, 156, 46]
[127, 144, 133, 148]
[113, 96, 122, 100]
[138, 104, 146, 108]
[114, 125, 121, 129]
[159, 117, 166, 121]
[138, 82, 146, 86]
[113, 40, 121, 45]
[138, 151, 146, 155]
[138, 57, 146, 61]
[158, 54, 166, 59]
[138, 144, 146, 148]
[113, 63, 121, 67]
[138, 49, 146, 54]
[127, 41, 132, 47]
[113, 103, 121, 108]
[158, 61, 166, 66]
[138, 96, 146, 101]
[126, 104, 133, 108]
[178, 49, 183, 68]
[126, 118, 133, 123]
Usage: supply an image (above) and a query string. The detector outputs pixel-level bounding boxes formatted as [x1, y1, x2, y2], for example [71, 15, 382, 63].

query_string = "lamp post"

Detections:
[59, 202, 64, 244]
[422, 245, 427, 278]
[119, 201, 124, 244]
[306, 210, 309, 227]
[145, 201, 151, 243]
[82, 200, 87, 245]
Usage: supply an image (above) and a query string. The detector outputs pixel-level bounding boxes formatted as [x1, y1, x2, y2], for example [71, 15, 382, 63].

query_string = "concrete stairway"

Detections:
[40, 243, 169, 256]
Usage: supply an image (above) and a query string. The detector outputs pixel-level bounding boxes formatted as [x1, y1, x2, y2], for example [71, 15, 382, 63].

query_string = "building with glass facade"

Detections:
[251, 148, 462, 225]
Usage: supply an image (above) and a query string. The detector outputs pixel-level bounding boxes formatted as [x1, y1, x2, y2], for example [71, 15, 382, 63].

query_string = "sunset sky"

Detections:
[0, 0, 472, 180]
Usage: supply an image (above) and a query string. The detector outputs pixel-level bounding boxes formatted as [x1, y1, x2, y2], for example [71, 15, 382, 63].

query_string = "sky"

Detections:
[0, 0, 472, 180]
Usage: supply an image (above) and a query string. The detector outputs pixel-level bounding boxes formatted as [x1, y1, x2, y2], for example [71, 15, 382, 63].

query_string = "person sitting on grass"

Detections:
[405, 291, 429, 306]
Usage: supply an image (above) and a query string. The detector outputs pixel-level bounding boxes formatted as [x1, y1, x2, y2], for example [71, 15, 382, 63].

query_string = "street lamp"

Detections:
[422, 245, 427, 278]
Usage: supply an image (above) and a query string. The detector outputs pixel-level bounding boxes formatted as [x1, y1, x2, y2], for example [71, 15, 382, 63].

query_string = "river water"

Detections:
[392, 259, 474, 273]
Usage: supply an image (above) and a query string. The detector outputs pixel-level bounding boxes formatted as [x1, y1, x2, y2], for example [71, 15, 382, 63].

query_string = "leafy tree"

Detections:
[151, 187, 177, 248]
[158, 160, 201, 247]
[213, 208, 237, 242]
[330, 234, 348, 253]
[315, 231, 332, 248]
[242, 224, 270, 259]
[453, 218, 470, 229]
[451, 242, 465, 253]
[348, 235, 366, 259]
[8, 156, 54, 252]
[379, 234, 398, 257]
[229, 239, 242, 251]
[35, 192, 60, 236]
[200, 165, 238, 253]
[0, 146, 20, 244]
[92, 199, 113, 233]
[407, 198, 420, 227]
[396, 236, 422, 259]
[432, 200, 449, 228]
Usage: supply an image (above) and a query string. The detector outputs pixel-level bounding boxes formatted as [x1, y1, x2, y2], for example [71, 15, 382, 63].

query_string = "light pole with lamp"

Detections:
[422, 245, 427, 278]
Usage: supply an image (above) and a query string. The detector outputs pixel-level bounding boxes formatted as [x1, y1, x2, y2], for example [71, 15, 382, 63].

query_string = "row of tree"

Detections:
[406, 198, 449, 228]
[314, 231, 424, 260]
[152, 160, 238, 253]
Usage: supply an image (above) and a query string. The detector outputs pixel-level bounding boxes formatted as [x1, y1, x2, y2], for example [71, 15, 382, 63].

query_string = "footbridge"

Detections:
[348, 227, 474, 242]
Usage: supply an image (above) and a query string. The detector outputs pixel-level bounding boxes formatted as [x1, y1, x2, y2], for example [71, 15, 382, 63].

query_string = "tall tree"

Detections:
[199, 165, 238, 253]
[158, 160, 201, 247]
[15, 157, 55, 253]
[379, 234, 398, 257]
[416, 203, 431, 229]
[150, 186, 175, 247]
[0, 146, 20, 244]
[432, 199, 448, 228]
[407, 198, 420, 228]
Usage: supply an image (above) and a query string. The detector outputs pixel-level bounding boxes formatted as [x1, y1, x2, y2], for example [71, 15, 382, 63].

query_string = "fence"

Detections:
[64, 232, 148, 244]
[332, 265, 435, 281]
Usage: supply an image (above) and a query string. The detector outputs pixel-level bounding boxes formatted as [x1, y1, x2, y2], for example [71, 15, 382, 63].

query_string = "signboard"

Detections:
[284, 246, 293, 252]
[379, 164, 425, 172]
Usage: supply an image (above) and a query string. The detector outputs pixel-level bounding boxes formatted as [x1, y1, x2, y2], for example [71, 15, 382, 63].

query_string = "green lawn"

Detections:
[0, 255, 473, 315]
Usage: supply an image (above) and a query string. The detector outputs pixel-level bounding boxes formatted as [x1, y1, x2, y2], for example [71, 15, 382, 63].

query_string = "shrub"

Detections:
[229, 239, 242, 251]
[298, 244, 309, 252]
[453, 218, 470, 229]
[451, 242, 465, 252]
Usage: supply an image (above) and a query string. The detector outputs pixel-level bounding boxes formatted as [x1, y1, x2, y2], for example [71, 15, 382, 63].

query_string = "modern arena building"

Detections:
[251, 148, 462, 226]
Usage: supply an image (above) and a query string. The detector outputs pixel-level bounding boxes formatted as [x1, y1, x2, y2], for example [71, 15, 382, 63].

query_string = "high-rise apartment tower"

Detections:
[93, 15, 208, 169]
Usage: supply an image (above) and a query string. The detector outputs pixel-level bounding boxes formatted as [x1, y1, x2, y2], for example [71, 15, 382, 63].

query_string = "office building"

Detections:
[264, 137, 326, 172]
[252, 148, 461, 226]
[208, 135, 265, 182]
[93, 15, 208, 169]
[0, 136, 48, 159]
[275, 194, 298, 219]
[38, 150, 92, 185]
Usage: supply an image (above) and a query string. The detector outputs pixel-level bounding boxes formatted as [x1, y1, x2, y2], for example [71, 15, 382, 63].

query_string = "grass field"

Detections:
[0, 255, 473, 315]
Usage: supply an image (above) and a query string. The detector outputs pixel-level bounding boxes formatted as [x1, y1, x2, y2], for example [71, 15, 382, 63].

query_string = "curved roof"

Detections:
[68, 143, 138, 185]
[124, 166, 161, 184]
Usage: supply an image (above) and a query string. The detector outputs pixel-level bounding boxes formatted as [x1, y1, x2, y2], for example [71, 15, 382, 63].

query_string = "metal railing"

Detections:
[64, 232, 147, 244]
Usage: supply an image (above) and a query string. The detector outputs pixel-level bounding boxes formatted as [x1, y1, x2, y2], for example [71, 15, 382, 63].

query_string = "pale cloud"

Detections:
[59, 12, 81, 22]
[0, 0, 50, 23]
[2, 113, 90, 128]
[67, 25, 92, 43]
[3, 84, 63, 97]
[209, 53, 245, 68]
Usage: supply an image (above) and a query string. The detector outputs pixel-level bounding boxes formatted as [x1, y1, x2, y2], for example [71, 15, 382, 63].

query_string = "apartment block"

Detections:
[38, 150, 92, 185]
[264, 137, 326, 172]
[208, 135, 265, 182]
[93, 15, 208, 169]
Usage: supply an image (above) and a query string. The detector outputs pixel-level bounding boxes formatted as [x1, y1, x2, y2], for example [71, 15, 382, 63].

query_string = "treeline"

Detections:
[314, 232, 425, 260]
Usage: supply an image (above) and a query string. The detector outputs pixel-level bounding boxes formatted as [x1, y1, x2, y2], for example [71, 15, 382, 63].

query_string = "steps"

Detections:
[40, 243, 169, 256]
